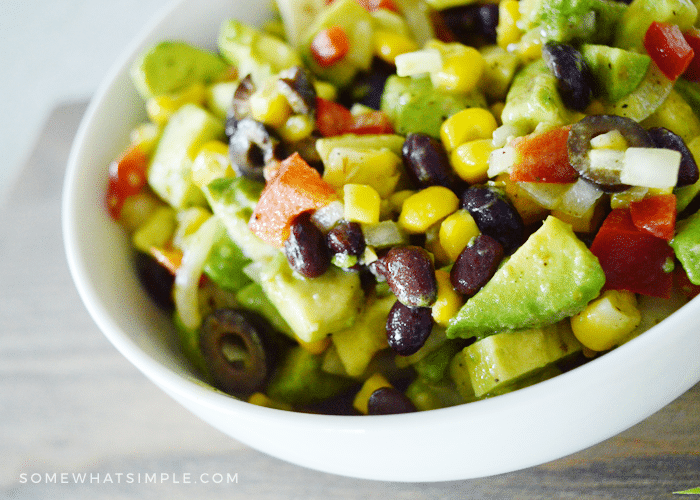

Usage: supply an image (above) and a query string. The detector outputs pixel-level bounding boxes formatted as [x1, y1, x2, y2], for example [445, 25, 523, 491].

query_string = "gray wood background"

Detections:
[1, 101, 699, 499]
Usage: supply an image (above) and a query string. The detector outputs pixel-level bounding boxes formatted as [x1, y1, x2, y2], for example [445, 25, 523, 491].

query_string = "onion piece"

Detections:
[557, 178, 604, 217]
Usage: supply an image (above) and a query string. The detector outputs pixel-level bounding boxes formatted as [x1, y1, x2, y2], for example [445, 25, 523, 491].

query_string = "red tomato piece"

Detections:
[311, 25, 350, 68]
[509, 126, 579, 183]
[674, 266, 700, 298]
[105, 144, 149, 219]
[249, 152, 339, 248]
[345, 110, 394, 135]
[644, 21, 694, 81]
[629, 194, 677, 241]
[355, 0, 399, 12]
[683, 28, 700, 81]
[590, 208, 674, 298]
[316, 97, 353, 137]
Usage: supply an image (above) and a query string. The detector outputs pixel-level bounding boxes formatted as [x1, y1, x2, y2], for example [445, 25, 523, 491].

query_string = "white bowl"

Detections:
[62, 0, 700, 482]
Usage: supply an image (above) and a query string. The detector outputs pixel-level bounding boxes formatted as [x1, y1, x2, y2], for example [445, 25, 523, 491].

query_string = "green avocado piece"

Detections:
[258, 255, 364, 344]
[405, 378, 466, 411]
[642, 89, 700, 143]
[202, 231, 252, 292]
[520, 0, 627, 44]
[218, 19, 302, 86]
[446, 216, 606, 339]
[600, 61, 674, 122]
[147, 104, 224, 209]
[500, 59, 577, 134]
[130, 41, 230, 100]
[581, 44, 650, 102]
[452, 321, 581, 397]
[614, 0, 697, 53]
[266, 346, 355, 406]
[671, 211, 700, 285]
[235, 282, 296, 338]
[380, 75, 486, 138]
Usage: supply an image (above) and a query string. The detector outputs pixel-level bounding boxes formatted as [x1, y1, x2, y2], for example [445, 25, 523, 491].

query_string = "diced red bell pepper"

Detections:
[249, 152, 339, 248]
[311, 25, 350, 68]
[509, 125, 579, 183]
[325, 0, 399, 12]
[683, 28, 700, 82]
[644, 21, 695, 82]
[316, 97, 394, 137]
[629, 193, 677, 241]
[590, 208, 675, 298]
[105, 144, 149, 219]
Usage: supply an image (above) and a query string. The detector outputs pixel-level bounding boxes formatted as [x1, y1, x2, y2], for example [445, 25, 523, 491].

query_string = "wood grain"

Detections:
[1, 101, 698, 499]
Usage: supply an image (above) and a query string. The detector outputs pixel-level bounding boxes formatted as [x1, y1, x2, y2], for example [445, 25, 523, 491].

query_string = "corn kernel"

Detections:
[278, 113, 315, 143]
[344, 184, 381, 224]
[451, 139, 494, 184]
[146, 83, 207, 126]
[373, 29, 419, 65]
[571, 290, 641, 352]
[353, 373, 393, 415]
[399, 186, 459, 234]
[249, 81, 293, 129]
[430, 47, 485, 94]
[496, 0, 522, 51]
[440, 108, 498, 152]
[191, 140, 235, 189]
[388, 189, 416, 213]
[515, 29, 542, 62]
[438, 209, 480, 261]
[432, 269, 465, 327]
[313, 80, 338, 101]
[248, 392, 293, 411]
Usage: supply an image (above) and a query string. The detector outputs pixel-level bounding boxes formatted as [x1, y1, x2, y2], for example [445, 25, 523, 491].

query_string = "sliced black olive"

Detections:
[367, 387, 417, 415]
[228, 117, 286, 182]
[542, 42, 594, 112]
[277, 66, 317, 115]
[199, 308, 271, 396]
[134, 251, 174, 311]
[227, 75, 256, 131]
[568, 114, 652, 192]
[647, 127, 700, 187]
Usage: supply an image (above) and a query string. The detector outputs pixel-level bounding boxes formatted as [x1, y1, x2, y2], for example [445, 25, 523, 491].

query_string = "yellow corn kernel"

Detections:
[440, 108, 498, 152]
[432, 269, 465, 327]
[515, 29, 542, 62]
[146, 83, 207, 126]
[313, 80, 338, 101]
[451, 139, 494, 184]
[248, 392, 293, 411]
[571, 290, 641, 352]
[249, 80, 293, 128]
[373, 29, 419, 65]
[344, 184, 381, 224]
[438, 209, 480, 261]
[425, 223, 450, 267]
[388, 189, 416, 213]
[399, 186, 460, 234]
[297, 335, 332, 355]
[191, 140, 235, 189]
[430, 47, 485, 94]
[496, 0, 522, 51]
[353, 373, 393, 415]
[278, 114, 315, 143]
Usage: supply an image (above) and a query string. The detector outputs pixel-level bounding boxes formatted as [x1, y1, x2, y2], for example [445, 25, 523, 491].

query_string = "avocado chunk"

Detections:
[147, 104, 224, 209]
[446, 216, 606, 339]
[381, 74, 487, 138]
[451, 321, 581, 397]
[405, 378, 465, 411]
[581, 44, 650, 103]
[235, 282, 296, 338]
[266, 346, 355, 406]
[202, 231, 252, 292]
[203, 176, 280, 262]
[218, 19, 302, 86]
[130, 41, 230, 100]
[642, 89, 700, 144]
[519, 0, 627, 45]
[671, 211, 700, 285]
[614, 0, 697, 53]
[258, 255, 364, 344]
[500, 59, 577, 134]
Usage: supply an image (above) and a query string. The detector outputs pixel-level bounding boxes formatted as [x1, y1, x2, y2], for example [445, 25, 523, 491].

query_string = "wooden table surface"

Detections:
[1, 101, 699, 499]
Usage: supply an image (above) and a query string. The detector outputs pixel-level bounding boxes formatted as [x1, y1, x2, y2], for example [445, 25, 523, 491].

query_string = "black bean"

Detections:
[341, 58, 395, 110]
[134, 251, 175, 311]
[439, 3, 499, 45]
[568, 114, 651, 192]
[460, 187, 525, 254]
[542, 41, 594, 112]
[367, 387, 417, 415]
[402, 133, 457, 190]
[382, 246, 437, 307]
[450, 234, 504, 296]
[327, 221, 366, 257]
[386, 301, 433, 356]
[284, 213, 331, 278]
[647, 127, 700, 187]
[228, 117, 286, 182]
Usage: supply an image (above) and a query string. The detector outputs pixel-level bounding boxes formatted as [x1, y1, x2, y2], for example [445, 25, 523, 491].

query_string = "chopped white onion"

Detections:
[311, 200, 345, 232]
[620, 147, 681, 189]
[362, 220, 408, 249]
[395, 48, 442, 77]
[558, 178, 604, 218]
[487, 146, 516, 178]
[517, 182, 572, 210]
